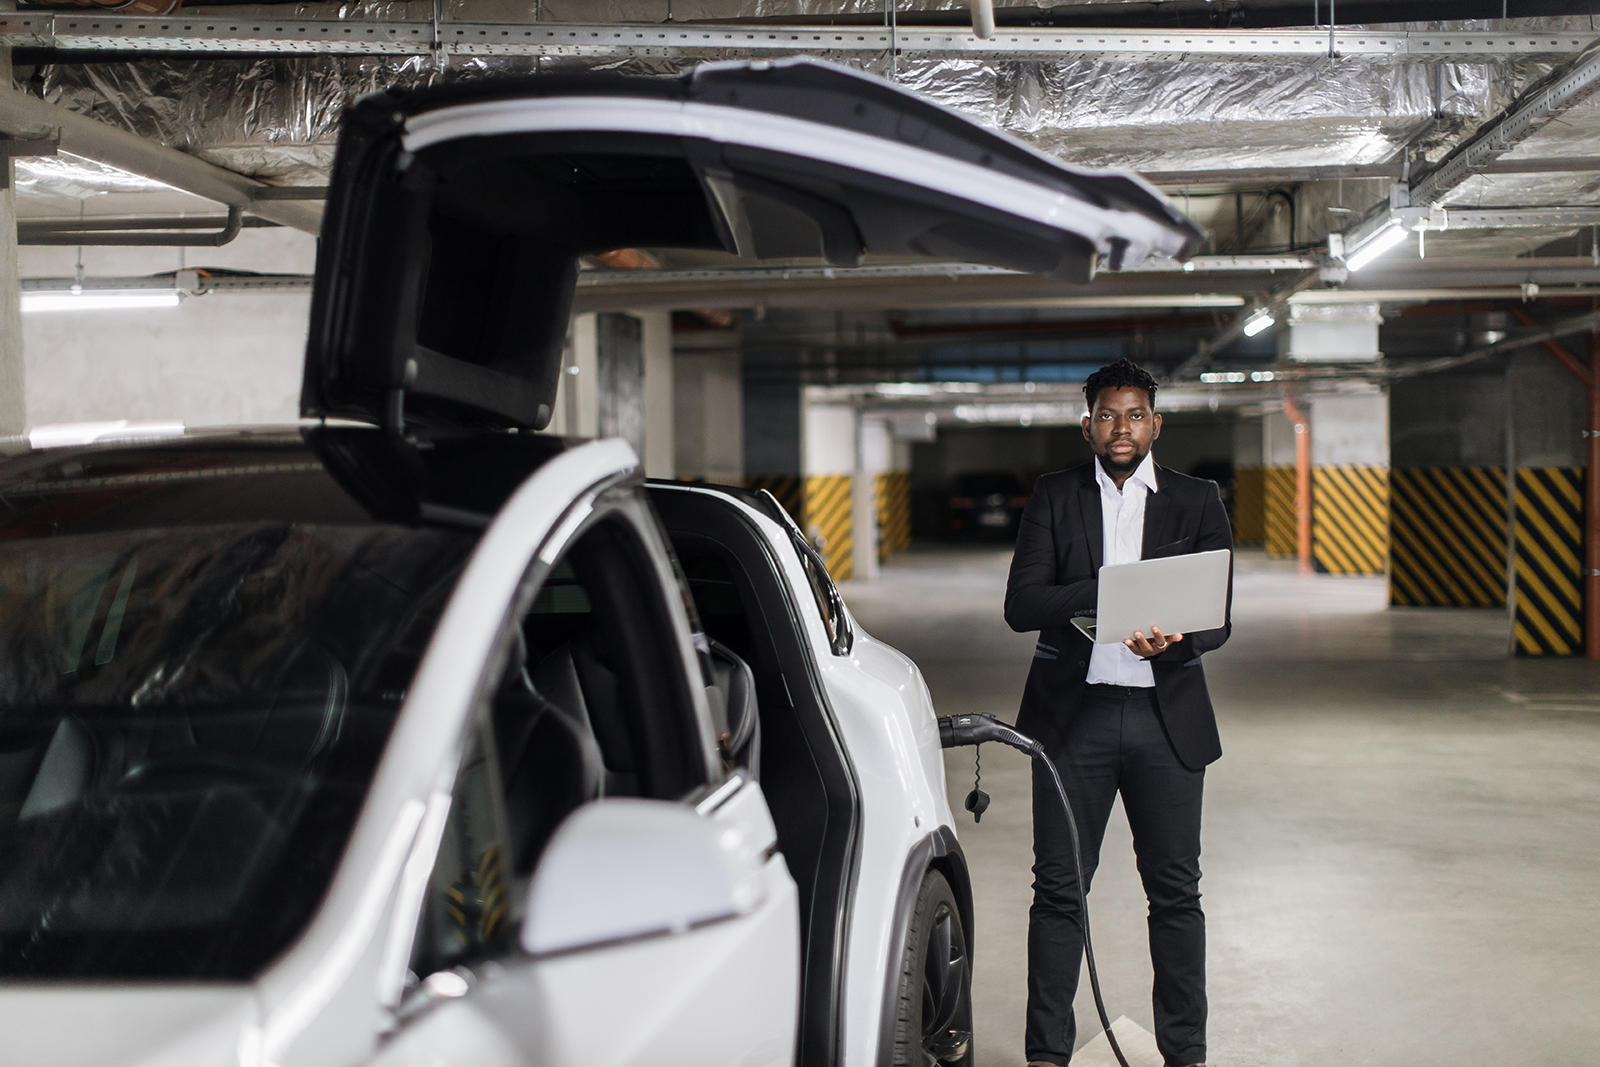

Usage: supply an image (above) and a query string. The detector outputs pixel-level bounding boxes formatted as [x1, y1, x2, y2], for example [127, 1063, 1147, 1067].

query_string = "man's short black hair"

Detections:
[1083, 357, 1158, 410]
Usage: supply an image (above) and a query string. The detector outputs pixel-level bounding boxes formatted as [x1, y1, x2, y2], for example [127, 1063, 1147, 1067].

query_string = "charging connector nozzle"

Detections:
[937, 713, 1043, 756]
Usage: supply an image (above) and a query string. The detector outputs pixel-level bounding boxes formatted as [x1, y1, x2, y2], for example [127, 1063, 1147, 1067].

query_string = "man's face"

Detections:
[1082, 385, 1161, 477]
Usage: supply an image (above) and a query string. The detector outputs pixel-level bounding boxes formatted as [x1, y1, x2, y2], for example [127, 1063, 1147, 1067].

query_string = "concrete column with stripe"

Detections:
[803, 392, 856, 582]
[1507, 346, 1592, 654]
[1231, 414, 1266, 547]
[1306, 389, 1390, 576]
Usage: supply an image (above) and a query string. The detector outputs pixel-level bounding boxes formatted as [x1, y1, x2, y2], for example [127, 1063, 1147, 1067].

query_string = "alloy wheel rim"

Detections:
[920, 901, 971, 1065]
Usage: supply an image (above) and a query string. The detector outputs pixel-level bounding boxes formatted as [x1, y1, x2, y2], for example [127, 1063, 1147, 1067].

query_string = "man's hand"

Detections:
[1125, 625, 1184, 659]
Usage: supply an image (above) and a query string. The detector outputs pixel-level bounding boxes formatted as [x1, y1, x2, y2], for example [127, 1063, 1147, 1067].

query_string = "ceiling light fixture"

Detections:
[1242, 310, 1276, 337]
[22, 290, 182, 313]
[1344, 221, 1410, 272]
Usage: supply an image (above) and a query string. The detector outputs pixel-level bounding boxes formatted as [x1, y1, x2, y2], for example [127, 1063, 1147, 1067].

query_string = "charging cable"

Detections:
[938, 713, 1132, 1067]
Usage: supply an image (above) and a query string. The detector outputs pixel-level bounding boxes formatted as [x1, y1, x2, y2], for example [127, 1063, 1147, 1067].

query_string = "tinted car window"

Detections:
[0, 521, 474, 979]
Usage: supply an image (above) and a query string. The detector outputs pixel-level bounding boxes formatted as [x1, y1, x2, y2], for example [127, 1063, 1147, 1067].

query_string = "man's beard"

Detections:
[1098, 447, 1147, 478]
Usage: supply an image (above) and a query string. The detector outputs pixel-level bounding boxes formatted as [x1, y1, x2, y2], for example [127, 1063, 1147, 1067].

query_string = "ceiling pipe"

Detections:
[18, 206, 260, 245]
[970, 0, 995, 38]
[0, 87, 320, 235]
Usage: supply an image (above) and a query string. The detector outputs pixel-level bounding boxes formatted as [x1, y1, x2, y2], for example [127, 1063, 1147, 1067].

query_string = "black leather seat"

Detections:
[495, 637, 606, 875]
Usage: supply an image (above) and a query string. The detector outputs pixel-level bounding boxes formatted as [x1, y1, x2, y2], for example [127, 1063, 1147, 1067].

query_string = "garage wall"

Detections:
[18, 229, 316, 429]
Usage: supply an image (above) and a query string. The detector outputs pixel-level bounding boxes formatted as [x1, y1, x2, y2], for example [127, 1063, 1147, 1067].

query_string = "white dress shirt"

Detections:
[1086, 452, 1160, 687]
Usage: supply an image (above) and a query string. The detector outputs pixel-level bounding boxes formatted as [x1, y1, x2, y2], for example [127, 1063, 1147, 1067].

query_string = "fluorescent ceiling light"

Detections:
[22, 291, 182, 313]
[28, 421, 186, 449]
[1344, 221, 1409, 272]
[1242, 310, 1276, 336]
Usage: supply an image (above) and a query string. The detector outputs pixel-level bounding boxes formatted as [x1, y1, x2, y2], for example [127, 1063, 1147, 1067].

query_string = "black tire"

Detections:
[891, 869, 974, 1067]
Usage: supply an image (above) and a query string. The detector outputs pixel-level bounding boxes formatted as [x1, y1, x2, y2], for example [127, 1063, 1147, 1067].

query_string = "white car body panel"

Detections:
[0, 986, 256, 1067]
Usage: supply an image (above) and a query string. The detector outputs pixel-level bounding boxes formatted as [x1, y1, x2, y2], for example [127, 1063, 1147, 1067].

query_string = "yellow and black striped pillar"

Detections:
[1389, 468, 1508, 607]
[1512, 467, 1584, 655]
[1311, 465, 1388, 575]
[745, 475, 804, 527]
[1263, 466, 1298, 557]
[1232, 466, 1265, 547]
[804, 474, 854, 581]
[875, 472, 912, 562]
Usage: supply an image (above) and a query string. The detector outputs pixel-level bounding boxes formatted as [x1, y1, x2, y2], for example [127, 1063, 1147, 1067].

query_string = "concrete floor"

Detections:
[842, 547, 1600, 1067]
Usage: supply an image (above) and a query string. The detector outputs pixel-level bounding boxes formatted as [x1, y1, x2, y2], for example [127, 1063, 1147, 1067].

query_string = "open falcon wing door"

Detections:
[302, 57, 1204, 433]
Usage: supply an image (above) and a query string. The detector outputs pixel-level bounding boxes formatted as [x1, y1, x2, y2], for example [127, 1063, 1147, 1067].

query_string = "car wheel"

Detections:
[891, 869, 973, 1067]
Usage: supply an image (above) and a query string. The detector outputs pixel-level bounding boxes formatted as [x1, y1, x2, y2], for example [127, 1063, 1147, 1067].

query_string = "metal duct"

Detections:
[0, 85, 323, 231]
[17, 44, 1496, 187]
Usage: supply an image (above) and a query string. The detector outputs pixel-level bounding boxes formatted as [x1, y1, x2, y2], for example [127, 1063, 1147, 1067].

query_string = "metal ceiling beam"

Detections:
[0, 15, 1593, 61]
[1424, 206, 1600, 229]
[0, 87, 321, 235]
[1142, 157, 1600, 186]
[1205, 307, 1600, 381]
[1342, 40, 1600, 253]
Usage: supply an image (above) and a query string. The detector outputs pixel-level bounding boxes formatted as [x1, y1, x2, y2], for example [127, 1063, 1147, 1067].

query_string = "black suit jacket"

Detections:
[1004, 460, 1233, 769]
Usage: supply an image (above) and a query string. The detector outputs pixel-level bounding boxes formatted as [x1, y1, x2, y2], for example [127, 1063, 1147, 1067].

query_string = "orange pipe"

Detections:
[1284, 397, 1313, 575]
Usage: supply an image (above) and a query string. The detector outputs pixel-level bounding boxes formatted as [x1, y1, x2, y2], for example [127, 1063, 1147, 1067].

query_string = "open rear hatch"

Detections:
[302, 58, 1205, 432]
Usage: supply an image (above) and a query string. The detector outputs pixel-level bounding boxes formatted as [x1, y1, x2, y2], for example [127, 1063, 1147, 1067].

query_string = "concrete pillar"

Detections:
[0, 45, 23, 437]
[1261, 407, 1298, 557]
[640, 310, 673, 479]
[853, 416, 890, 581]
[1506, 348, 1589, 654]
[1306, 388, 1390, 575]
[597, 312, 644, 458]
[550, 313, 598, 438]
[674, 348, 743, 485]
[802, 394, 856, 580]
[1231, 414, 1265, 547]
[743, 371, 804, 522]
[1386, 372, 1511, 611]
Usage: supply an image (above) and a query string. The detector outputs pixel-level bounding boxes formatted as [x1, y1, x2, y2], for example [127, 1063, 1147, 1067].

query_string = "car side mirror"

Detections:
[520, 797, 766, 957]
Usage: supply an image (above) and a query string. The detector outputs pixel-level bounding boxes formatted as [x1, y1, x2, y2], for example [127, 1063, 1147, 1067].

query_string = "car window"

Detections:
[0, 522, 475, 980]
[409, 720, 512, 981]
[790, 531, 854, 657]
[405, 510, 706, 982]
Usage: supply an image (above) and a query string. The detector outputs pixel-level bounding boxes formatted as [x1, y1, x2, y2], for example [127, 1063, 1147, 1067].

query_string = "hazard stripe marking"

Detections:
[804, 474, 854, 582]
[745, 475, 804, 526]
[1389, 468, 1507, 607]
[875, 471, 912, 561]
[1263, 466, 1297, 557]
[1233, 466, 1265, 546]
[1512, 467, 1584, 656]
[1313, 465, 1389, 575]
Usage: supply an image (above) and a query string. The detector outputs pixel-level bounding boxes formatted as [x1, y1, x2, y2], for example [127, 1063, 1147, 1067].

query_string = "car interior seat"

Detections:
[495, 632, 606, 875]
[117, 641, 351, 791]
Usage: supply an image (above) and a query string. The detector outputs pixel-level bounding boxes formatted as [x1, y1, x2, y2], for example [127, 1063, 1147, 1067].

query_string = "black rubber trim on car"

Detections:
[876, 826, 972, 1067]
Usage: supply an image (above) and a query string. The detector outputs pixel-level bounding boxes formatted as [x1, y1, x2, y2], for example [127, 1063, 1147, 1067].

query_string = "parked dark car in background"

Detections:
[947, 471, 1029, 539]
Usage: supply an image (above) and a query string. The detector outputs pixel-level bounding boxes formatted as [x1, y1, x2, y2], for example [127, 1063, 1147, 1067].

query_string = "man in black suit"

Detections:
[1005, 357, 1231, 1067]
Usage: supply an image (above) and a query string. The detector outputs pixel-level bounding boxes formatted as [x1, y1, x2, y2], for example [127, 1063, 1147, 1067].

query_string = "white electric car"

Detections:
[0, 58, 1200, 1067]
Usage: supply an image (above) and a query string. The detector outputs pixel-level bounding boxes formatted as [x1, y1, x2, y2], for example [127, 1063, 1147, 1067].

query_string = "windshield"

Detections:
[0, 521, 474, 979]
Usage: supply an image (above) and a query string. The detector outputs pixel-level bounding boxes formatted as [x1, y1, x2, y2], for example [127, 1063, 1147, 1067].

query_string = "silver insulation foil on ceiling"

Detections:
[9, 13, 1593, 200]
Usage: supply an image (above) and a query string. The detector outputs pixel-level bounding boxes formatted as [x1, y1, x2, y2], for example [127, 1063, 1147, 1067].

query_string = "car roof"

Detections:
[0, 426, 578, 533]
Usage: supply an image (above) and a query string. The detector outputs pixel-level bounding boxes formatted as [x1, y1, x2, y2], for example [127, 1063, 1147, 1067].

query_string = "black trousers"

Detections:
[1025, 684, 1207, 1067]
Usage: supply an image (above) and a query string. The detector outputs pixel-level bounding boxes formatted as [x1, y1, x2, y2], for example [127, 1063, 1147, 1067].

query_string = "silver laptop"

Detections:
[1070, 548, 1231, 644]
